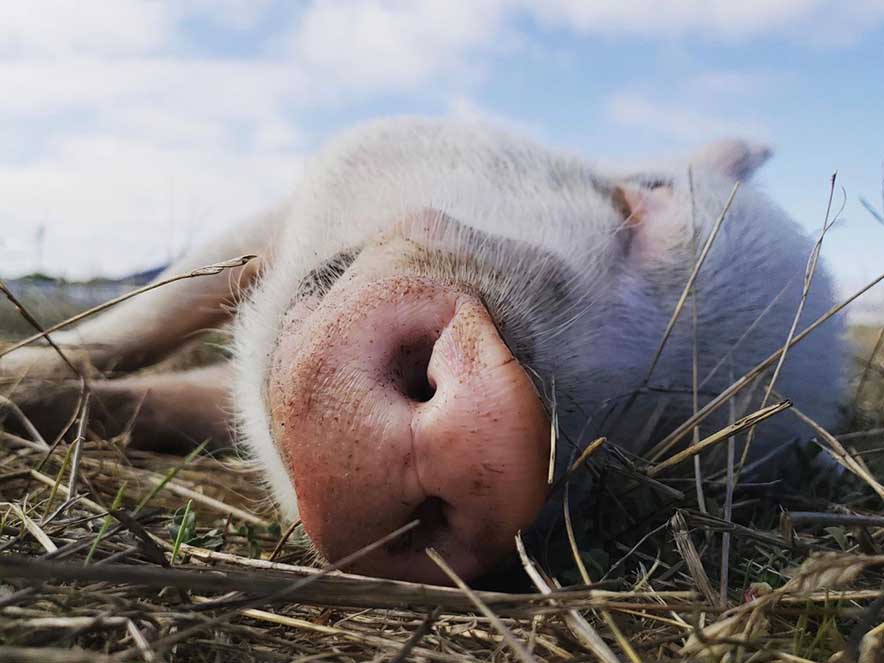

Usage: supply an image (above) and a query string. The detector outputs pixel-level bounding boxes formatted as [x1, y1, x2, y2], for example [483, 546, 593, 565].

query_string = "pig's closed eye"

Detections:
[297, 250, 358, 300]
[626, 173, 671, 190]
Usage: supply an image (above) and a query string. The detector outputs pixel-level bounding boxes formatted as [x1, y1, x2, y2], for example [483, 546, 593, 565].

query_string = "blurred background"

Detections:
[1, 1, 883, 324]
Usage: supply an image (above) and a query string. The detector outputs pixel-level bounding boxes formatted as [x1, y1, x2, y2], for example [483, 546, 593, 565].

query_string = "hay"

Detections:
[1, 255, 883, 662]
[0, 387, 881, 661]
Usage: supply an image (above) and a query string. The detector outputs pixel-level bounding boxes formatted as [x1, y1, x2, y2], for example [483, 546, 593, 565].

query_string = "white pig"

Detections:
[2, 118, 844, 583]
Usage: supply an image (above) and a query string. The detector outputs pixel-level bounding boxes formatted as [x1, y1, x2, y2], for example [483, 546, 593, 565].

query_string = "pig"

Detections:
[1, 118, 844, 584]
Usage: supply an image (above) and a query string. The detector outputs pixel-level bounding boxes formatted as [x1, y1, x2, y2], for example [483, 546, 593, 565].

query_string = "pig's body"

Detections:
[3, 118, 844, 583]
[236, 119, 842, 517]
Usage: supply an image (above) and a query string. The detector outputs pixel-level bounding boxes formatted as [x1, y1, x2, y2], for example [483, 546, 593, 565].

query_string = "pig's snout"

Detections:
[268, 277, 550, 584]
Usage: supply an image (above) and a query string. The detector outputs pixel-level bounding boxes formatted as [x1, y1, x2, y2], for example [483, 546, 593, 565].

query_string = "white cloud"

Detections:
[528, 0, 816, 37]
[525, 0, 884, 44]
[0, 2, 174, 57]
[0, 54, 311, 279]
[0, 134, 302, 278]
[446, 96, 544, 139]
[604, 89, 770, 142]
[0, 58, 308, 117]
[287, 0, 511, 93]
[0, 1, 283, 59]
[181, 0, 278, 32]
[687, 71, 781, 97]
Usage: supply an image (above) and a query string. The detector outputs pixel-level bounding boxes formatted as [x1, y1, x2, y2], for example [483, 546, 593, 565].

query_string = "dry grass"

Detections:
[0, 337, 881, 662]
[0, 268, 883, 661]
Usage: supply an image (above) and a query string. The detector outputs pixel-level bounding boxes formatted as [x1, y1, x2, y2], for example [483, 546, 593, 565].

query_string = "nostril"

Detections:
[413, 495, 447, 531]
[392, 337, 437, 403]
[406, 371, 436, 403]
[384, 496, 449, 556]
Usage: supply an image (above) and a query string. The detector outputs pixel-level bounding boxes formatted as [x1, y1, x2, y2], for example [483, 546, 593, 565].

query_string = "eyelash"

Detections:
[626, 174, 671, 190]
[297, 250, 358, 300]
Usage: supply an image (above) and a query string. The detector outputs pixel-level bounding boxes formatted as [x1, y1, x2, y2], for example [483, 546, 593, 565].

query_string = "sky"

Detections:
[1, 1, 883, 318]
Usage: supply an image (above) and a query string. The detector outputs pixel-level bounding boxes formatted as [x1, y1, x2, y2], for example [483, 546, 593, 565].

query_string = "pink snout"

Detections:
[268, 276, 550, 584]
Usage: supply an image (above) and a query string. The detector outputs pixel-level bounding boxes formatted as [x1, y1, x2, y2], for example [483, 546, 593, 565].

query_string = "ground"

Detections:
[0, 281, 882, 662]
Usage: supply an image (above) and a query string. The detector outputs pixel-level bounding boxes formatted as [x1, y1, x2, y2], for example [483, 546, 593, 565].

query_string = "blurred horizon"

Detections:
[1, 1, 883, 320]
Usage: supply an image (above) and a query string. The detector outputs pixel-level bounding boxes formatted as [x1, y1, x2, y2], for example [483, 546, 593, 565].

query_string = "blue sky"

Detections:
[1, 1, 882, 317]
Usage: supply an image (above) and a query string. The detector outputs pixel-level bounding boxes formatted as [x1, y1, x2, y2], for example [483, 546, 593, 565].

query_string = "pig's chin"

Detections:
[267, 273, 551, 584]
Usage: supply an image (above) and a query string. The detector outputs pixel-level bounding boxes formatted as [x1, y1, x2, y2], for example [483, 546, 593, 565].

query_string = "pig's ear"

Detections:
[690, 139, 773, 181]
[612, 183, 681, 263]
[612, 183, 673, 227]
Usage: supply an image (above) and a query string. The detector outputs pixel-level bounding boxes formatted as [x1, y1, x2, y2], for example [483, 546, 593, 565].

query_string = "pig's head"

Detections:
[233, 119, 833, 584]
[264, 216, 555, 582]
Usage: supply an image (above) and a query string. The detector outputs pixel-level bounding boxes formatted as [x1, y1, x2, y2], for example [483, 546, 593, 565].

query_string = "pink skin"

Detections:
[267, 233, 550, 584]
